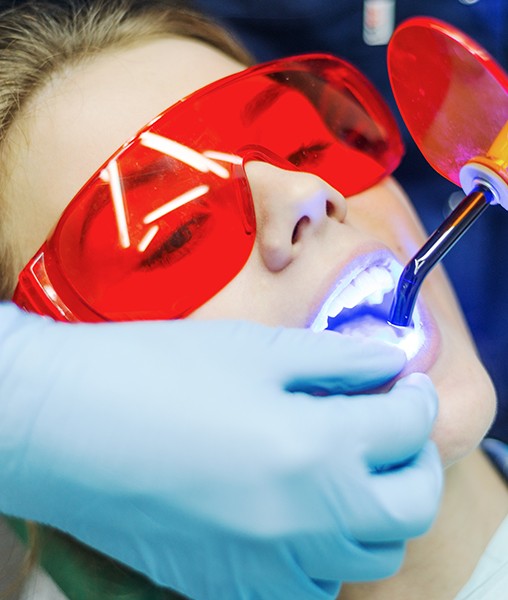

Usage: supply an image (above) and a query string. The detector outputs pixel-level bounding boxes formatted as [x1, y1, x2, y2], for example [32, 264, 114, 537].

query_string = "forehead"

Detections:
[5, 36, 244, 266]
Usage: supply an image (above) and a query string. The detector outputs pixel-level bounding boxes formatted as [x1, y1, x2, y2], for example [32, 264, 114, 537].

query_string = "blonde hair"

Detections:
[0, 1, 251, 597]
[0, 0, 252, 299]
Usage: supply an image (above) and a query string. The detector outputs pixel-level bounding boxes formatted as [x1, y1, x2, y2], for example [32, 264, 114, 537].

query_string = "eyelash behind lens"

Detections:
[140, 212, 209, 269]
[287, 141, 331, 167]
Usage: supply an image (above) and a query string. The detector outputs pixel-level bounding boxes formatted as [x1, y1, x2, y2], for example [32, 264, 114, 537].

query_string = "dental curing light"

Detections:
[386, 17, 508, 327]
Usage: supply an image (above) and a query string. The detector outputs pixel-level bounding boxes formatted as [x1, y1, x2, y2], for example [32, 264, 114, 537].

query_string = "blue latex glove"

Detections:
[0, 304, 442, 599]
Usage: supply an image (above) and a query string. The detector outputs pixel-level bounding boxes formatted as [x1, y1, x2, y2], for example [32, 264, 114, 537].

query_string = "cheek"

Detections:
[346, 181, 428, 263]
[188, 255, 278, 324]
[188, 247, 314, 328]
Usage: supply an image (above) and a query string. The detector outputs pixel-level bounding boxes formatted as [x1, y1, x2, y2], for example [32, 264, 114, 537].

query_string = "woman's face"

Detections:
[4, 36, 495, 466]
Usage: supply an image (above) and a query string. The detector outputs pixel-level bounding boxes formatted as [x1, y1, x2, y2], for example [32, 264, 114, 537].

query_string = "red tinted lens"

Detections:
[45, 146, 254, 321]
[15, 54, 403, 322]
[177, 54, 403, 197]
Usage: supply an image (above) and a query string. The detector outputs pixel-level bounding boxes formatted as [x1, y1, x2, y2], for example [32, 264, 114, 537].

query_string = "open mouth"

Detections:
[310, 259, 426, 360]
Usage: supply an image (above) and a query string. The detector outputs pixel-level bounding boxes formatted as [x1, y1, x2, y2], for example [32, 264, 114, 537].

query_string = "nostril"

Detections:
[291, 216, 310, 244]
[326, 200, 336, 218]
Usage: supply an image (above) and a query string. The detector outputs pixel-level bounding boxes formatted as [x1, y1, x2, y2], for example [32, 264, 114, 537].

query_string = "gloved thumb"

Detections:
[263, 327, 407, 394]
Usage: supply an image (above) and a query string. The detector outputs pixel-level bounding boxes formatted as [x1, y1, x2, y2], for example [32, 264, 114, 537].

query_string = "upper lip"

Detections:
[309, 247, 402, 332]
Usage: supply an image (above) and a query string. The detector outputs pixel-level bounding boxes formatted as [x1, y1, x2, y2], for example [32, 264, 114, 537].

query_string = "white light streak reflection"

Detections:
[99, 168, 110, 183]
[140, 132, 229, 179]
[203, 150, 243, 165]
[137, 225, 160, 253]
[101, 161, 131, 249]
[143, 185, 209, 224]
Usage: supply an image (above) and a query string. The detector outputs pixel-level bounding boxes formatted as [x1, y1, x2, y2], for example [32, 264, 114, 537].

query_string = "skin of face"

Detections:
[3, 36, 496, 467]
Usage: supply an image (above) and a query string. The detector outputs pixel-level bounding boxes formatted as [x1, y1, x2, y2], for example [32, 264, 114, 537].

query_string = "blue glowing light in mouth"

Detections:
[325, 289, 393, 332]
[311, 261, 425, 360]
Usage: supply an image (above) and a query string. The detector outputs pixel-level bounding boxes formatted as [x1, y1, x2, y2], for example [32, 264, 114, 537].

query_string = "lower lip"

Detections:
[331, 312, 423, 359]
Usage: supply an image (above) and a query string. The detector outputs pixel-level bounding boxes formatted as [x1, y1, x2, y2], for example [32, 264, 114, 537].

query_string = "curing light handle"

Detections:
[388, 185, 495, 327]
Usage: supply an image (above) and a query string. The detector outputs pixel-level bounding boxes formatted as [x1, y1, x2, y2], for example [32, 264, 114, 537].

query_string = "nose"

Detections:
[245, 161, 347, 271]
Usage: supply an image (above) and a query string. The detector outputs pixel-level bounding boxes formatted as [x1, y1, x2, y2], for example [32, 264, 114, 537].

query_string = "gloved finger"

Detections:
[356, 373, 438, 468]
[0, 303, 54, 360]
[288, 529, 405, 583]
[229, 539, 344, 600]
[230, 535, 395, 599]
[349, 441, 443, 543]
[265, 328, 406, 394]
[331, 540, 406, 582]
[0, 302, 26, 338]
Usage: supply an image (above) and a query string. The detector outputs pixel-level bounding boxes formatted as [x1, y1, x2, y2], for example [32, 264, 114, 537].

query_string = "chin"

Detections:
[430, 354, 497, 467]
[362, 293, 497, 468]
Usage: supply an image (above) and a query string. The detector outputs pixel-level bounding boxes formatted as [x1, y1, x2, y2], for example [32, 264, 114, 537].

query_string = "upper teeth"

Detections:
[311, 263, 400, 332]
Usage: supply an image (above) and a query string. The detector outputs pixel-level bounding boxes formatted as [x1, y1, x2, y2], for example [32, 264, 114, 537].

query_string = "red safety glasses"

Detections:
[13, 54, 403, 322]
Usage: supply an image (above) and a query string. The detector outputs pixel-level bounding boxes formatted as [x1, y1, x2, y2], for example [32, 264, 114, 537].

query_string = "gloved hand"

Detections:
[0, 304, 442, 600]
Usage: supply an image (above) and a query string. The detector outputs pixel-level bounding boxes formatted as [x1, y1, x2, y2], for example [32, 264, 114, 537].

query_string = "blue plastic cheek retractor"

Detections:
[385, 17, 508, 328]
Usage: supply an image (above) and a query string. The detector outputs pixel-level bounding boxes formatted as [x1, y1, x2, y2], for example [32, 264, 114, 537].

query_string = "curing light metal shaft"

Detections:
[388, 184, 495, 327]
